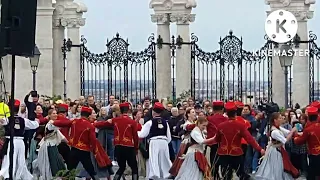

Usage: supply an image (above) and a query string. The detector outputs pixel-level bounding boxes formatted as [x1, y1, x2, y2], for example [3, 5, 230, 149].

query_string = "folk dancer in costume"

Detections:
[169, 107, 197, 177]
[234, 101, 252, 179]
[56, 103, 71, 166]
[294, 106, 320, 180]
[215, 102, 265, 180]
[255, 112, 299, 180]
[52, 106, 111, 180]
[94, 102, 139, 180]
[175, 117, 216, 180]
[138, 102, 172, 179]
[78, 108, 113, 180]
[206, 101, 227, 179]
[0, 100, 41, 180]
[34, 108, 67, 180]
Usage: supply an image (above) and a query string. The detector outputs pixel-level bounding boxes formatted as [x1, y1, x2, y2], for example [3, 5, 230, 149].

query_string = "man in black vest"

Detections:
[0, 99, 40, 180]
[138, 102, 172, 179]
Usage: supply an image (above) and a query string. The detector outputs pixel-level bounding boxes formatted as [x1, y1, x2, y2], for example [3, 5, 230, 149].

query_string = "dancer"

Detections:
[169, 107, 196, 177]
[294, 106, 320, 180]
[216, 102, 265, 180]
[94, 102, 139, 180]
[175, 117, 215, 180]
[34, 108, 67, 180]
[138, 102, 172, 179]
[52, 106, 106, 180]
[206, 101, 227, 179]
[0, 99, 40, 180]
[255, 112, 299, 179]
[56, 103, 71, 166]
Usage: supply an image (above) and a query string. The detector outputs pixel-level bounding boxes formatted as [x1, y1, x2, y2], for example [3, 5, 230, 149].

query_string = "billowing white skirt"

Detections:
[255, 146, 293, 180]
[175, 152, 203, 180]
[0, 138, 33, 180]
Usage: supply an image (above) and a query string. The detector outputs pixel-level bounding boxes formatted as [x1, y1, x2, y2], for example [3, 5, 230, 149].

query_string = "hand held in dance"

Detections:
[260, 149, 265, 156]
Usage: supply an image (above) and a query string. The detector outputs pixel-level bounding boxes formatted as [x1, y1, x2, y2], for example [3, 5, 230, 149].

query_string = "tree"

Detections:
[167, 90, 191, 106]
[40, 94, 63, 103]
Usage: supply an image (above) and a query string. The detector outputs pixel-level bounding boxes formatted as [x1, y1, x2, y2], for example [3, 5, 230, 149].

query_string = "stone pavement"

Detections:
[74, 164, 307, 180]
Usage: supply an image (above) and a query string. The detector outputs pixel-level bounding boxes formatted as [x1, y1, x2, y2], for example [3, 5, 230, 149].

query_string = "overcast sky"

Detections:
[80, 0, 320, 52]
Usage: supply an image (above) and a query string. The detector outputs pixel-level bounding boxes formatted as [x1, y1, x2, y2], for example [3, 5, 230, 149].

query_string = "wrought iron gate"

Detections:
[309, 32, 320, 102]
[190, 31, 273, 103]
[80, 33, 156, 104]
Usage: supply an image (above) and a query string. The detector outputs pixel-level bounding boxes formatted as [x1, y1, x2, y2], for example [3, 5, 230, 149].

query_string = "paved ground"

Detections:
[74, 164, 307, 180]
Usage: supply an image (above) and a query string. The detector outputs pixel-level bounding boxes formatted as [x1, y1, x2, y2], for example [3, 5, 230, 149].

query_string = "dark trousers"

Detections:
[307, 155, 320, 180]
[114, 145, 138, 176]
[58, 142, 70, 166]
[24, 129, 35, 158]
[67, 147, 97, 180]
[210, 144, 220, 179]
[291, 153, 308, 174]
[219, 155, 249, 180]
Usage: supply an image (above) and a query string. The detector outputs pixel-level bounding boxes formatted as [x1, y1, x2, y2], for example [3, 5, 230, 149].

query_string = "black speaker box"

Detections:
[1, 0, 37, 57]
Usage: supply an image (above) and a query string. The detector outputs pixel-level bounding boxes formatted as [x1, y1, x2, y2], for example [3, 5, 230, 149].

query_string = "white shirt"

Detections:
[270, 127, 290, 144]
[1, 117, 39, 130]
[138, 120, 171, 143]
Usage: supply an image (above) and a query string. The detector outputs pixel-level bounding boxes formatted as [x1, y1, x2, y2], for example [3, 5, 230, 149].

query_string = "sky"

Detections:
[79, 0, 320, 85]
[80, 0, 320, 52]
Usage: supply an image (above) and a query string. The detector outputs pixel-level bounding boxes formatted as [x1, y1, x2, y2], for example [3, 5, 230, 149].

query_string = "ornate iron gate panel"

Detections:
[80, 33, 156, 104]
[309, 32, 320, 102]
[191, 31, 273, 103]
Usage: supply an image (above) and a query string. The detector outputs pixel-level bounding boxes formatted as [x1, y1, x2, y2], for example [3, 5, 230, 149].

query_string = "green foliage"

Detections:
[41, 94, 63, 102]
[279, 107, 286, 113]
[167, 90, 191, 106]
[53, 169, 78, 180]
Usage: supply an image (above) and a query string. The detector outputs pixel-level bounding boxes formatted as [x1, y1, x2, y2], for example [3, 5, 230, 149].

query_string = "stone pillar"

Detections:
[52, 19, 65, 96]
[172, 13, 195, 96]
[291, 8, 314, 107]
[63, 17, 85, 100]
[266, 0, 314, 107]
[272, 53, 286, 107]
[151, 14, 172, 99]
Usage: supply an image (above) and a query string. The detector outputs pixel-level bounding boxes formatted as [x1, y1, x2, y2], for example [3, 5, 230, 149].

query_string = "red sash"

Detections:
[93, 140, 112, 168]
[194, 151, 212, 180]
[169, 143, 188, 176]
[280, 146, 299, 178]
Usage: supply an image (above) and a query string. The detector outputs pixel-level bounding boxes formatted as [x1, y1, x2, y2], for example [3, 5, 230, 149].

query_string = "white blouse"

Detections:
[186, 127, 205, 153]
[270, 126, 290, 144]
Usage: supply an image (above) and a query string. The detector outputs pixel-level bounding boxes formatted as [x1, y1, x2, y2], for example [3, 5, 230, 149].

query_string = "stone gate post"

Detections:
[172, 12, 195, 97]
[266, 0, 315, 107]
[52, 0, 66, 97]
[150, 1, 172, 99]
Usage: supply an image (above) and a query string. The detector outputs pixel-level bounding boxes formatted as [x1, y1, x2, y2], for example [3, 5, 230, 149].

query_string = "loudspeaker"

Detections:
[1, 0, 37, 57]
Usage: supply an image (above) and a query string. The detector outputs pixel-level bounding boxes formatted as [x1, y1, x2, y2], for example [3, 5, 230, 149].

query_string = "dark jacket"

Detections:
[24, 94, 39, 120]
[168, 115, 184, 140]
[144, 108, 171, 124]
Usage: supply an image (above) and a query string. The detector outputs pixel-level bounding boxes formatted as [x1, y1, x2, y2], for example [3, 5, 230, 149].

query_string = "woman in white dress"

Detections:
[169, 107, 197, 177]
[255, 112, 299, 180]
[34, 109, 67, 180]
[175, 117, 215, 180]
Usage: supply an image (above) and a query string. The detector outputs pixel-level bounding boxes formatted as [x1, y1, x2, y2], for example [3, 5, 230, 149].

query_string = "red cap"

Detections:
[119, 102, 130, 108]
[81, 106, 92, 114]
[14, 99, 20, 107]
[224, 102, 237, 111]
[310, 101, 320, 109]
[212, 101, 224, 107]
[235, 101, 244, 108]
[58, 104, 69, 111]
[153, 102, 165, 111]
[306, 106, 318, 115]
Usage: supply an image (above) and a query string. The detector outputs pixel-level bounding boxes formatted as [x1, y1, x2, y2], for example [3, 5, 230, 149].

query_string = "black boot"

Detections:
[113, 174, 121, 180]
[132, 174, 139, 180]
